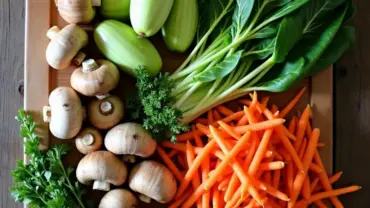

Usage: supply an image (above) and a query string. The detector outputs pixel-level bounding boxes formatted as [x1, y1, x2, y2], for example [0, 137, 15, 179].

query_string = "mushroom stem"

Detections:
[93, 181, 111, 191]
[138, 194, 152, 203]
[96, 93, 111, 100]
[123, 155, 136, 163]
[99, 101, 114, 115]
[91, 0, 102, 7]
[46, 26, 60, 40]
[82, 59, 99, 72]
[82, 134, 95, 146]
[43, 106, 52, 122]
[73, 52, 87, 66]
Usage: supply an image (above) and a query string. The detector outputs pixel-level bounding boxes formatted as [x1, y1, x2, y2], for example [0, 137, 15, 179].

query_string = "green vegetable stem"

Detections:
[11, 110, 85, 208]
[128, 0, 355, 141]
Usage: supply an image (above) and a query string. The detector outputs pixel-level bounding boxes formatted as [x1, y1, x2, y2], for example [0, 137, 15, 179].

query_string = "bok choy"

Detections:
[128, 0, 355, 141]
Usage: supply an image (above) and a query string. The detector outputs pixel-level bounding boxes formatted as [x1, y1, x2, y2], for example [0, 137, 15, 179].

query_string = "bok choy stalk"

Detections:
[128, 0, 355, 141]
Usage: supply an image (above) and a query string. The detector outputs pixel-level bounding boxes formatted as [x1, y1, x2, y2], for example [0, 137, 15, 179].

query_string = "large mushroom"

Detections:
[46, 24, 88, 70]
[70, 59, 120, 97]
[99, 189, 138, 208]
[56, 0, 101, 24]
[105, 123, 157, 163]
[43, 87, 84, 139]
[87, 95, 124, 130]
[129, 160, 177, 203]
[76, 151, 128, 191]
[75, 127, 103, 154]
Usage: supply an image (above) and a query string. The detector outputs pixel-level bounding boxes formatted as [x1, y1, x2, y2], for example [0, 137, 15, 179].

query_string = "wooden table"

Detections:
[1, 0, 369, 207]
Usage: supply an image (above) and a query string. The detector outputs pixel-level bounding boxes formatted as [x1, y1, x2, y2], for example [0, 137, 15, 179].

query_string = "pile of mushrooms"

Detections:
[44, 5, 178, 206]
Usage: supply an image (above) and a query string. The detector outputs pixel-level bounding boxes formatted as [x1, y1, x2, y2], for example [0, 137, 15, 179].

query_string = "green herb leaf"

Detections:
[253, 22, 279, 39]
[195, 50, 243, 82]
[232, 0, 255, 37]
[265, 0, 309, 23]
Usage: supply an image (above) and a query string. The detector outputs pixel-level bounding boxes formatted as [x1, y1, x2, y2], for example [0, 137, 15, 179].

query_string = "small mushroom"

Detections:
[46, 24, 88, 70]
[99, 189, 138, 208]
[43, 87, 84, 139]
[129, 160, 177, 203]
[87, 95, 124, 130]
[56, 0, 101, 24]
[105, 123, 157, 163]
[76, 151, 128, 191]
[71, 59, 120, 97]
[75, 127, 103, 154]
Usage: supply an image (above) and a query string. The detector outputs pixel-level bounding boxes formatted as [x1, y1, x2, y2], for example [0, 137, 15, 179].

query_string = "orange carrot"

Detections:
[299, 138, 308, 160]
[186, 141, 201, 194]
[178, 154, 187, 169]
[310, 177, 320, 193]
[216, 105, 234, 116]
[244, 133, 259, 169]
[195, 118, 209, 125]
[278, 148, 292, 161]
[213, 109, 222, 121]
[201, 155, 210, 208]
[233, 118, 286, 134]
[329, 171, 344, 184]
[287, 161, 294, 196]
[169, 188, 193, 208]
[175, 139, 217, 198]
[212, 186, 221, 208]
[224, 173, 240, 202]
[207, 110, 214, 125]
[279, 87, 306, 118]
[271, 104, 279, 114]
[244, 106, 258, 124]
[299, 186, 361, 206]
[288, 128, 320, 208]
[288, 116, 297, 134]
[259, 161, 285, 171]
[176, 130, 199, 141]
[168, 149, 179, 158]
[263, 171, 272, 184]
[237, 113, 250, 126]
[181, 184, 208, 208]
[156, 146, 184, 182]
[306, 122, 312, 138]
[218, 176, 231, 191]
[218, 121, 241, 139]
[294, 105, 311, 151]
[161, 141, 186, 151]
[272, 170, 281, 188]
[208, 167, 233, 177]
[248, 129, 273, 175]
[313, 200, 329, 208]
[302, 176, 311, 200]
[309, 163, 323, 174]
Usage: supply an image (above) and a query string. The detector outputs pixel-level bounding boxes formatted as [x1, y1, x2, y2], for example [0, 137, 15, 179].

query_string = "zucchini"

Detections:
[94, 20, 162, 76]
[100, 0, 130, 21]
[162, 0, 198, 52]
[130, 0, 174, 37]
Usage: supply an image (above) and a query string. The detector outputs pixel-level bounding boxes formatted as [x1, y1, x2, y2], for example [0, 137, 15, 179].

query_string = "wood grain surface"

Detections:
[0, 0, 368, 208]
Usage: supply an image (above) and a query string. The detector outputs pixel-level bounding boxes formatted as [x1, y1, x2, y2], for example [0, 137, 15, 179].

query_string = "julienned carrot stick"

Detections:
[271, 104, 279, 114]
[213, 109, 222, 121]
[313, 200, 329, 208]
[201, 155, 210, 208]
[176, 130, 201, 141]
[195, 118, 209, 125]
[175, 139, 217, 198]
[259, 161, 285, 171]
[248, 129, 273, 175]
[208, 110, 214, 125]
[263, 171, 272, 184]
[302, 176, 311, 200]
[272, 170, 281, 188]
[186, 142, 201, 194]
[212, 186, 220, 208]
[178, 154, 187, 169]
[169, 188, 193, 208]
[204, 128, 252, 190]
[161, 141, 186, 151]
[195, 123, 230, 138]
[309, 163, 323, 174]
[294, 105, 311, 151]
[288, 116, 297, 134]
[168, 149, 179, 158]
[313, 150, 344, 207]
[302, 186, 361, 205]
[224, 173, 240, 202]
[216, 105, 234, 116]
[288, 129, 320, 208]
[233, 118, 286, 134]
[278, 148, 292, 161]
[156, 146, 184, 182]
[329, 171, 344, 184]
[298, 138, 307, 160]
[244, 106, 258, 124]
[181, 184, 208, 208]
[244, 133, 259, 168]
[218, 121, 241, 139]
[218, 176, 231, 191]
[310, 177, 320, 193]
[279, 87, 307, 118]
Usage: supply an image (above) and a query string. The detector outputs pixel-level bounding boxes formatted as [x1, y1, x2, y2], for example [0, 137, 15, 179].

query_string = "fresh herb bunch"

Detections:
[127, 67, 188, 142]
[131, 0, 355, 141]
[11, 109, 85, 208]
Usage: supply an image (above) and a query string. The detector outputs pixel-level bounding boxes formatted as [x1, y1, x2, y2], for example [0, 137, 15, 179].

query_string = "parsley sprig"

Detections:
[11, 109, 85, 208]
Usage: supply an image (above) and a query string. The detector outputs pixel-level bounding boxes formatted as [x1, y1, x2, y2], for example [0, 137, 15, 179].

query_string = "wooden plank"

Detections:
[24, 0, 50, 151]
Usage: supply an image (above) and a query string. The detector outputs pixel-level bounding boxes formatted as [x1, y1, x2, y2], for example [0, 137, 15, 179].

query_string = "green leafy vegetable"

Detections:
[131, 0, 355, 141]
[11, 110, 85, 208]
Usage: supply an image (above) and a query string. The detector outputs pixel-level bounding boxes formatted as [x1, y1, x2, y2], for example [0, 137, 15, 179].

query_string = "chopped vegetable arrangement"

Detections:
[13, 0, 359, 207]
[158, 90, 361, 208]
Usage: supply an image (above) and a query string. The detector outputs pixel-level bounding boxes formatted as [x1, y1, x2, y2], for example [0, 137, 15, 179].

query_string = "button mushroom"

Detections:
[75, 127, 103, 154]
[105, 123, 157, 163]
[70, 59, 120, 97]
[46, 24, 88, 70]
[129, 160, 177, 203]
[76, 151, 128, 191]
[43, 87, 84, 139]
[99, 189, 138, 208]
[87, 95, 124, 130]
[56, 0, 101, 24]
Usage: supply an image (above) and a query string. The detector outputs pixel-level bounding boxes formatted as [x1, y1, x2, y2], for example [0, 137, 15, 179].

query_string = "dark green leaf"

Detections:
[266, 0, 309, 23]
[309, 26, 355, 76]
[245, 38, 276, 59]
[253, 22, 279, 39]
[196, 50, 243, 82]
[232, 0, 255, 37]
[273, 13, 304, 63]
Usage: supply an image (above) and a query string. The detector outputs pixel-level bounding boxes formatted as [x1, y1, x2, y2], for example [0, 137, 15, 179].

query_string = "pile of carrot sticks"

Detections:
[157, 88, 360, 208]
